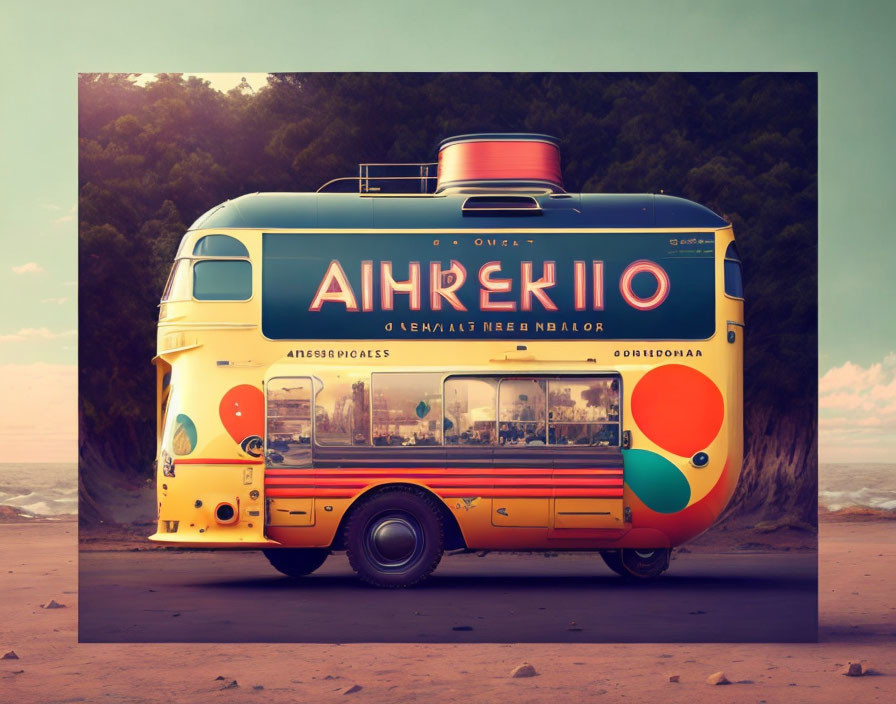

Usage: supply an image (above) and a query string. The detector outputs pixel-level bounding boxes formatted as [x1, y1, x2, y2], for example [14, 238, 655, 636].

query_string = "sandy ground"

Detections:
[1, 519, 894, 703]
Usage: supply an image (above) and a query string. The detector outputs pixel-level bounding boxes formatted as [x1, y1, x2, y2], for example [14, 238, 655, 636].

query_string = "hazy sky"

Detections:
[1, 0, 895, 462]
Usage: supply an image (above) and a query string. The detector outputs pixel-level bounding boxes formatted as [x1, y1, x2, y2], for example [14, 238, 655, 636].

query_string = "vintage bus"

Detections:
[150, 133, 744, 587]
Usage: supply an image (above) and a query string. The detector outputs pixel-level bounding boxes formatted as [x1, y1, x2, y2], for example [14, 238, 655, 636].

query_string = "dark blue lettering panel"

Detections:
[262, 232, 715, 340]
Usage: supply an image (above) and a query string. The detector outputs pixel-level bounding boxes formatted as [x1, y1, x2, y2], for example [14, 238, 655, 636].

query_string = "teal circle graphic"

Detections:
[623, 448, 691, 514]
[173, 413, 198, 454]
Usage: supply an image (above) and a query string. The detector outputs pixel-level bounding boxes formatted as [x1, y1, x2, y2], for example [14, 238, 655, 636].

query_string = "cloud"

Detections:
[53, 214, 74, 224]
[11, 262, 44, 274]
[820, 352, 896, 462]
[819, 360, 883, 394]
[0, 327, 77, 342]
[41, 297, 68, 305]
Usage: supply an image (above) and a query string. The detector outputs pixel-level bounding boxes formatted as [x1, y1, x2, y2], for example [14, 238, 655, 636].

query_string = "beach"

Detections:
[1, 515, 893, 703]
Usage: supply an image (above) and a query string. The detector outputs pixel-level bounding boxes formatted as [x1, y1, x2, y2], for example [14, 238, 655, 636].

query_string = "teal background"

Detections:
[2, 0, 895, 371]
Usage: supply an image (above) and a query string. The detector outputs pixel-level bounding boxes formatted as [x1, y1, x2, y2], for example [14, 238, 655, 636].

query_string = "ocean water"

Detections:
[0, 463, 77, 517]
[0, 462, 893, 516]
[819, 463, 896, 511]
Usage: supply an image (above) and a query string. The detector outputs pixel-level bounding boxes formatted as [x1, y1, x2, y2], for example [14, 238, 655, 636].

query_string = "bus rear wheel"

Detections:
[345, 490, 444, 588]
[601, 548, 670, 580]
[263, 548, 329, 577]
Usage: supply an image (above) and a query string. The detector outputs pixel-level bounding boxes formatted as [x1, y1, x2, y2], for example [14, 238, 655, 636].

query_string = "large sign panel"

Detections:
[262, 232, 715, 340]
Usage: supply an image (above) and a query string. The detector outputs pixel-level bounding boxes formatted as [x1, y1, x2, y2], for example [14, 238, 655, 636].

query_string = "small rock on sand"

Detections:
[511, 663, 537, 678]
[342, 684, 363, 695]
[668, 675, 680, 683]
[221, 680, 239, 689]
[2, 651, 19, 660]
[706, 671, 730, 685]
[42, 600, 66, 609]
[842, 662, 865, 677]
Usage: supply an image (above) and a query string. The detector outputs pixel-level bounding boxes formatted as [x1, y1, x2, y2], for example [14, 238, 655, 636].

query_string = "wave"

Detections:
[819, 487, 896, 512]
[0, 490, 79, 516]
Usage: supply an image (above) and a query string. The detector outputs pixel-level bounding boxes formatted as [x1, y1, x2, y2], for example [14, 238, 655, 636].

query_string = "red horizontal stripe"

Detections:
[175, 458, 264, 465]
[264, 468, 623, 477]
[442, 488, 624, 498]
[265, 487, 624, 499]
[264, 477, 622, 488]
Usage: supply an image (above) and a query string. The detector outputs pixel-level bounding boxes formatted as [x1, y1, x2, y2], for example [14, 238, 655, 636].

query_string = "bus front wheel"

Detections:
[345, 490, 444, 588]
[263, 548, 329, 578]
[601, 548, 670, 580]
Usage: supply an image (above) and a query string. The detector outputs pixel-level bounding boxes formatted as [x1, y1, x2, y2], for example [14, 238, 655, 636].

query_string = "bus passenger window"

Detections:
[372, 373, 443, 446]
[724, 242, 744, 299]
[315, 373, 370, 446]
[499, 379, 546, 445]
[193, 260, 252, 300]
[193, 234, 249, 257]
[266, 378, 312, 467]
[548, 378, 620, 446]
[444, 377, 497, 445]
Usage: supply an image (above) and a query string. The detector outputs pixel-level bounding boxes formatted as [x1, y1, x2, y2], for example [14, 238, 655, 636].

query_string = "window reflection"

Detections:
[315, 373, 370, 446]
[548, 378, 620, 446]
[266, 378, 312, 466]
[499, 379, 546, 445]
[162, 259, 192, 301]
[445, 377, 497, 445]
[372, 373, 442, 446]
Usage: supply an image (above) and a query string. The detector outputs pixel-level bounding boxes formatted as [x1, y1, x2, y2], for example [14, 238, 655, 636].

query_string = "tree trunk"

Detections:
[720, 403, 817, 527]
[78, 408, 154, 527]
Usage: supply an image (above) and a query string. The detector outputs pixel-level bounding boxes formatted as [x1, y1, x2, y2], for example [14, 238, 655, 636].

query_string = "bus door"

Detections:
[264, 376, 315, 528]
[549, 376, 625, 530]
[490, 377, 552, 528]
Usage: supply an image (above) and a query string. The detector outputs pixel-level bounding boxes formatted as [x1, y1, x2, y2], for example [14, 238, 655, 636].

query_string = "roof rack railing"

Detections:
[317, 163, 438, 194]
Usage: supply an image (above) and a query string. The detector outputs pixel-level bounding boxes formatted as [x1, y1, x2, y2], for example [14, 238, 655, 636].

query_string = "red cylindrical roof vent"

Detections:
[435, 133, 564, 193]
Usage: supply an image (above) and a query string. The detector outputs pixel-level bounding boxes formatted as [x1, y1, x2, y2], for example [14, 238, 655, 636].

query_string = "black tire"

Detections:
[345, 489, 444, 588]
[263, 548, 329, 577]
[620, 548, 670, 580]
[599, 549, 627, 577]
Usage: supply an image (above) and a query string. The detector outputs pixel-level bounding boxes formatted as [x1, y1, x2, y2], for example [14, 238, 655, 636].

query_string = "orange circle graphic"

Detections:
[631, 365, 723, 457]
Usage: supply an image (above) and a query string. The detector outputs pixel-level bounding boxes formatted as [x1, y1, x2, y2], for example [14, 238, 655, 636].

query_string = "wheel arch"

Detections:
[330, 482, 467, 552]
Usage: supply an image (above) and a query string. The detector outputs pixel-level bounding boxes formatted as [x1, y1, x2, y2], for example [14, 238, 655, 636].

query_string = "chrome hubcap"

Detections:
[366, 514, 423, 569]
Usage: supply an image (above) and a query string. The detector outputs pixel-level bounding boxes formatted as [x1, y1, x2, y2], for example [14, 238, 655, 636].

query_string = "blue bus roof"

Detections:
[189, 192, 728, 231]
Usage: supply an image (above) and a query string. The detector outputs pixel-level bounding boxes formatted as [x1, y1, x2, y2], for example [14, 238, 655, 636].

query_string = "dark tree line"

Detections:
[79, 72, 817, 526]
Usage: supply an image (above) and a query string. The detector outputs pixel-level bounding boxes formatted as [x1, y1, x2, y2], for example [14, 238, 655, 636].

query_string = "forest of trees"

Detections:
[78, 72, 817, 526]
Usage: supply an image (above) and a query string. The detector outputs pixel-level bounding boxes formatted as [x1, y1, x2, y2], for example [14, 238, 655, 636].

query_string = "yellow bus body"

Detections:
[150, 224, 742, 554]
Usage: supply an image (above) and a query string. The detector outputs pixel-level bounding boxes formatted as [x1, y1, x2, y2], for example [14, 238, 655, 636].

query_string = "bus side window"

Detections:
[548, 378, 620, 446]
[444, 377, 497, 445]
[498, 379, 546, 446]
[372, 373, 443, 446]
[315, 373, 370, 446]
[190, 234, 252, 301]
[724, 241, 744, 299]
[193, 234, 249, 257]
[193, 260, 252, 300]
[266, 378, 312, 467]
